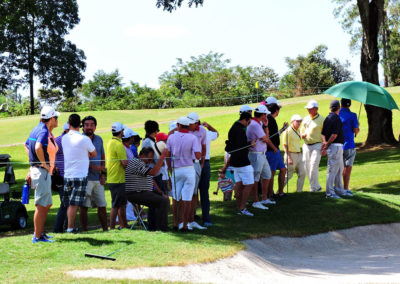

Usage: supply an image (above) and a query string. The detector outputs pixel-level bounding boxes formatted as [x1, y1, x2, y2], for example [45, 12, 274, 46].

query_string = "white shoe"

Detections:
[179, 222, 193, 230]
[239, 208, 254, 216]
[189, 221, 207, 230]
[252, 201, 269, 210]
[261, 198, 276, 205]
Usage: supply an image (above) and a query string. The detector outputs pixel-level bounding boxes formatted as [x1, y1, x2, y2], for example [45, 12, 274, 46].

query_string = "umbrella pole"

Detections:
[356, 103, 363, 137]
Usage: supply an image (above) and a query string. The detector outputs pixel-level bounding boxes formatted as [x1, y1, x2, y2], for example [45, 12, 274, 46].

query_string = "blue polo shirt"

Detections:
[130, 144, 138, 158]
[26, 122, 49, 166]
[85, 134, 105, 181]
[339, 108, 359, 150]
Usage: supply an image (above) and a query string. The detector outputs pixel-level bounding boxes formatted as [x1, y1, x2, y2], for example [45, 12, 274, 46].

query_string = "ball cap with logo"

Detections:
[187, 112, 200, 124]
[254, 104, 271, 114]
[41, 106, 60, 119]
[111, 122, 124, 133]
[305, 100, 319, 109]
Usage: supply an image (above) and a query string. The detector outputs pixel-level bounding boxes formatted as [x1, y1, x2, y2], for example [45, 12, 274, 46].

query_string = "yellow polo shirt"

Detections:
[300, 114, 324, 144]
[281, 126, 302, 153]
[106, 137, 127, 183]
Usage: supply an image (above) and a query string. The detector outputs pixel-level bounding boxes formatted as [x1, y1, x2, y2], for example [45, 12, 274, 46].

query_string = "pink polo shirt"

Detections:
[167, 131, 201, 168]
[246, 118, 267, 152]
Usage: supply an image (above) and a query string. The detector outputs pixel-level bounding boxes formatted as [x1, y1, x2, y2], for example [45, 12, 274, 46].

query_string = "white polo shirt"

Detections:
[62, 130, 95, 178]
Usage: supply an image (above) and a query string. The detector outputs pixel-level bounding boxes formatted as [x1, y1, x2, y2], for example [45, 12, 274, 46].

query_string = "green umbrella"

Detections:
[323, 81, 399, 111]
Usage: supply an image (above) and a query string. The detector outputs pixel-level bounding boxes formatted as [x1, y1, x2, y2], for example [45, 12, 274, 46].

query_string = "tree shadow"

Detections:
[56, 236, 134, 246]
[361, 180, 400, 195]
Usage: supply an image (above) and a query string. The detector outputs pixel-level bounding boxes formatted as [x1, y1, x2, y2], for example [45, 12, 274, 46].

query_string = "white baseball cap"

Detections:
[169, 121, 177, 131]
[239, 105, 254, 113]
[291, 114, 303, 122]
[254, 104, 270, 115]
[305, 100, 319, 109]
[111, 122, 124, 133]
[265, 96, 280, 105]
[187, 112, 200, 123]
[63, 122, 70, 131]
[122, 128, 136, 139]
[41, 106, 60, 119]
[177, 116, 191, 126]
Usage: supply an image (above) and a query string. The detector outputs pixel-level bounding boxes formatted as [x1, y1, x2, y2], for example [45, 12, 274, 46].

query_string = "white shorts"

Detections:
[83, 180, 107, 208]
[171, 166, 196, 201]
[232, 165, 254, 186]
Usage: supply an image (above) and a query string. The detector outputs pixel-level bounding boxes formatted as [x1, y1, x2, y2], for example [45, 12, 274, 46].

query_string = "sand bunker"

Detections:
[69, 223, 400, 283]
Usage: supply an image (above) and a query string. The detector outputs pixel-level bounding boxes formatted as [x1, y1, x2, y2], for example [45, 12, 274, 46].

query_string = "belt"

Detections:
[192, 159, 200, 163]
[331, 143, 343, 147]
[305, 142, 321, 146]
[249, 151, 266, 154]
[289, 151, 301, 154]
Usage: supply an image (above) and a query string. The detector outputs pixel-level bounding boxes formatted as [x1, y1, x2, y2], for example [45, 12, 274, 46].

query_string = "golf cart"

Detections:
[0, 154, 28, 229]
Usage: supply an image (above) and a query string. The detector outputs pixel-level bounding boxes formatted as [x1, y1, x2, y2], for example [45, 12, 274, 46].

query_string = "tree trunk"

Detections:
[357, 0, 398, 145]
[381, 6, 389, 87]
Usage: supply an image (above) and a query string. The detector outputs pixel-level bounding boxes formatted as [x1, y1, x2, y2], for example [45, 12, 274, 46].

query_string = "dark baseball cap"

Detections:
[330, 100, 340, 111]
[341, 98, 351, 107]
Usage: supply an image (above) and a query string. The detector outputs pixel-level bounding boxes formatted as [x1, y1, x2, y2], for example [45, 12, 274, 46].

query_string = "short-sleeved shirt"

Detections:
[125, 158, 152, 192]
[130, 144, 139, 158]
[281, 126, 302, 153]
[228, 121, 251, 168]
[106, 137, 127, 183]
[167, 131, 201, 168]
[27, 122, 50, 166]
[55, 133, 66, 176]
[141, 136, 161, 176]
[300, 114, 324, 144]
[190, 126, 207, 159]
[205, 131, 218, 160]
[267, 114, 280, 150]
[85, 134, 105, 181]
[124, 144, 134, 160]
[339, 108, 359, 150]
[322, 112, 345, 144]
[62, 130, 96, 179]
[246, 118, 267, 152]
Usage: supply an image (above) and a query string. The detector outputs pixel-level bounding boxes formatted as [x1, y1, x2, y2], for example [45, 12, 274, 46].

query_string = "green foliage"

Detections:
[156, 0, 203, 12]
[0, 0, 86, 113]
[281, 45, 353, 97]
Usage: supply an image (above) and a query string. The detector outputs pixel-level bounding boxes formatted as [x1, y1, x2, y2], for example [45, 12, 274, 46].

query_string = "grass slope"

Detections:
[0, 88, 400, 283]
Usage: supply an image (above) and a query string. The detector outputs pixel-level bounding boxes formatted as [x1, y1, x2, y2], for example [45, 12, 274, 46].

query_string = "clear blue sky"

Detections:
[64, 0, 365, 89]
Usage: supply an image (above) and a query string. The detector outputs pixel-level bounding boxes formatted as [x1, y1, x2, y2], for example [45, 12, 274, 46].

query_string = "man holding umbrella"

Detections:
[339, 99, 359, 194]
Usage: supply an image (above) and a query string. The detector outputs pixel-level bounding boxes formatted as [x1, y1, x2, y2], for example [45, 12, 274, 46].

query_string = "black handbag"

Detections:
[51, 169, 64, 192]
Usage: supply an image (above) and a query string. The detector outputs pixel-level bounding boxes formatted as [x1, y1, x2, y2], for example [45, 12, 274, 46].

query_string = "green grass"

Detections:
[0, 87, 400, 283]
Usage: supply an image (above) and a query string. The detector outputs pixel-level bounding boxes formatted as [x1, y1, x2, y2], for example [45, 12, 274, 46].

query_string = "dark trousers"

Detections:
[148, 174, 165, 230]
[199, 160, 211, 223]
[54, 191, 68, 233]
[126, 190, 169, 231]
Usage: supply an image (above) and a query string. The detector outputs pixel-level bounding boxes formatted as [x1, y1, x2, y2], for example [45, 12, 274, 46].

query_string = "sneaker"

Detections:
[239, 208, 254, 216]
[252, 201, 269, 210]
[261, 198, 276, 205]
[344, 190, 354, 196]
[189, 221, 207, 230]
[326, 193, 341, 199]
[311, 187, 322, 192]
[179, 222, 193, 231]
[203, 222, 213, 227]
[32, 235, 54, 243]
[41, 232, 53, 239]
[66, 228, 80, 234]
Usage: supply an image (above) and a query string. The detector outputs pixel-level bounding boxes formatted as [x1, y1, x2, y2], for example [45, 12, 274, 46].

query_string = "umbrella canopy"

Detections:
[323, 81, 399, 111]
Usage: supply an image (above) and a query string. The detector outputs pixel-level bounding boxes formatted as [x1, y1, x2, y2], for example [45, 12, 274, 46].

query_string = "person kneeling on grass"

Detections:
[125, 147, 170, 232]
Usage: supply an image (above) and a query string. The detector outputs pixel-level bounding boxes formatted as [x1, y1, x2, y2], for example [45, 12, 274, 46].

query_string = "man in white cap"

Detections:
[106, 122, 128, 229]
[282, 114, 306, 192]
[53, 122, 69, 233]
[80, 116, 108, 232]
[300, 100, 325, 192]
[122, 128, 136, 160]
[265, 96, 281, 106]
[187, 112, 207, 230]
[166, 117, 201, 231]
[27, 106, 59, 242]
[246, 104, 272, 210]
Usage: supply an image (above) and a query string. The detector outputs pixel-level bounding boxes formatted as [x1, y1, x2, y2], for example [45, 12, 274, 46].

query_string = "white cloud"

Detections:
[124, 24, 189, 39]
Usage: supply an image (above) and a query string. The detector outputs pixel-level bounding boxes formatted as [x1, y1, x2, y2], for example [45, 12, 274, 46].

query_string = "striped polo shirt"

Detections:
[125, 158, 153, 192]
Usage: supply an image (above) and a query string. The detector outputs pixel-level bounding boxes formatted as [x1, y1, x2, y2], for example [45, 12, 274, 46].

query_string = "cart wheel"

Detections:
[13, 212, 27, 229]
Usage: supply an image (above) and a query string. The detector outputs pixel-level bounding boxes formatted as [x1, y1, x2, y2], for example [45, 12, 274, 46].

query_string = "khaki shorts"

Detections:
[83, 180, 107, 208]
[30, 167, 52, 207]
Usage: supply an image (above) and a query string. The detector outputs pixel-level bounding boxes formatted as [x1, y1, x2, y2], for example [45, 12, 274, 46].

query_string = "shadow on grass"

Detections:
[360, 180, 400, 195]
[56, 237, 134, 246]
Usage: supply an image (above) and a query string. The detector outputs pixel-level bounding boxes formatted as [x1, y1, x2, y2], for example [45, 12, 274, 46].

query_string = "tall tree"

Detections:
[0, 0, 86, 114]
[357, 0, 397, 145]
